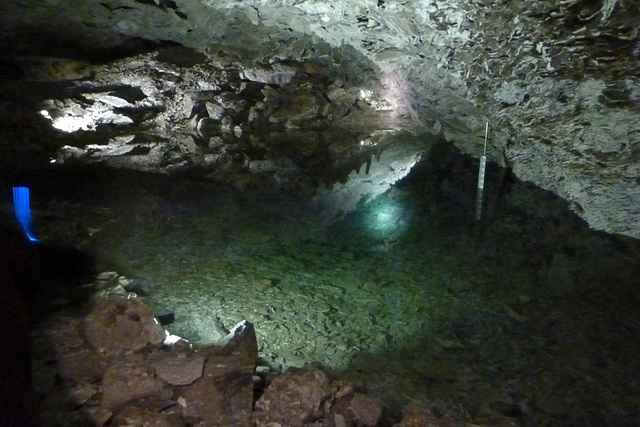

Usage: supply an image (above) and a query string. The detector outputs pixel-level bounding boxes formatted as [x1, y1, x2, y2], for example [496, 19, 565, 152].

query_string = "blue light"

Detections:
[12, 186, 39, 242]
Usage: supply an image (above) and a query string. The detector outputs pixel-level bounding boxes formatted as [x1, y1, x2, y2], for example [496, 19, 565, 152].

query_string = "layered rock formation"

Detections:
[0, 0, 638, 237]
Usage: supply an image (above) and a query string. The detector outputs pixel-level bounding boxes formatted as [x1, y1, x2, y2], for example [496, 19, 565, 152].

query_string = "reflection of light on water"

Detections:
[312, 145, 423, 226]
[368, 192, 408, 238]
[373, 201, 400, 232]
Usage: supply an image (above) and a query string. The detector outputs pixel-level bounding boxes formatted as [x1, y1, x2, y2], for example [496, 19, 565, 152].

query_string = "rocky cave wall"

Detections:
[0, 0, 639, 238]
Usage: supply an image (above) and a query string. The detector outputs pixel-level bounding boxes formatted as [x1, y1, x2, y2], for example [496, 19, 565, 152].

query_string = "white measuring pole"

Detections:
[475, 122, 489, 221]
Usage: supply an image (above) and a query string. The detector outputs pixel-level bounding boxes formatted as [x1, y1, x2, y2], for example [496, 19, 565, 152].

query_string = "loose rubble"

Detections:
[30, 290, 464, 426]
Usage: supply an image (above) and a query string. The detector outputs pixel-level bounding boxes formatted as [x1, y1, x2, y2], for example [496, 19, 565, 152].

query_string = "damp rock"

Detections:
[151, 350, 205, 386]
[249, 159, 277, 173]
[100, 355, 161, 409]
[344, 393, 383, 426]
[398, 409, 460, 426]
[83, 296, 166, 356]
[177, 346, 256, 425]
[254, 364, 331, 425]
[57, 348, 105, 384]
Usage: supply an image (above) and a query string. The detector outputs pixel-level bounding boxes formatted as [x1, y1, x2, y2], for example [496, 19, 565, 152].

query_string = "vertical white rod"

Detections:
[475, 123, 489, 221]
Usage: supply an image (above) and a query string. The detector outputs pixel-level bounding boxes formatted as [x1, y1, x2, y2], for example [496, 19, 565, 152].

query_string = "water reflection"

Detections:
[310, 131, 427, 224]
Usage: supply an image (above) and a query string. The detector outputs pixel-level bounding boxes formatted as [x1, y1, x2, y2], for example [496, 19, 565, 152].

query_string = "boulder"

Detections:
[57, 347, 106, 384]
[83, 296, 166, 356]
[344, 393, 383, 426]
[101, 354, 161, 409]
[175, 322, 257, 426]
[254, 364, 331, 425]
[151, 349, 205, 386]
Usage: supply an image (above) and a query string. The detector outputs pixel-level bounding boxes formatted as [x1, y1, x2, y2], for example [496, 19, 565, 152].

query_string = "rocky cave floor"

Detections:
[14, 147, 640, 427]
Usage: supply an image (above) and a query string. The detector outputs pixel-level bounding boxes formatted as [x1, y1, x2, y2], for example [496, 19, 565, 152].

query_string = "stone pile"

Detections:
[29, 293, 461, 426]
[31, 295, 255, 426]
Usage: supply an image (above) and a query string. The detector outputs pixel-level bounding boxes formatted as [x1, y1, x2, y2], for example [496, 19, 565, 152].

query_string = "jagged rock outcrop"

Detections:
[0, 0, 638, 237]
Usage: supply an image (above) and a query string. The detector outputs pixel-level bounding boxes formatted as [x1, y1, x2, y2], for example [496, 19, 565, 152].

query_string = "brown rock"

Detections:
[178, 349, 254, 426]
[58, 347, 106, 383]
[43, 316, 86, 351]
[322, 412, 350, 427]
[399, 409, 460, 427]
[67, 383, 99, 406]
[111, 403, 186, 427]
[254, 365, 331, 425]
[101, 355, 161, 409]
[84, 407, 113, 426]
[83, 296, 166, 356]
[218, 320, 259, 362]
[346, 393, 382, 427]
[174, 323, 257, 426]
[152, 350, 205, 386]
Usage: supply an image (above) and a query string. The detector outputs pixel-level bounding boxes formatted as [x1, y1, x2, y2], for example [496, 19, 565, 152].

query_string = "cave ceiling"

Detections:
[0, 0, 639, 238]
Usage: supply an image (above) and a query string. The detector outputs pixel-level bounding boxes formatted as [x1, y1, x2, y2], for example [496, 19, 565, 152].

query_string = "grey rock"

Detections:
[204, 101, 226, 120]
[178, 311, 229, 344]
[242, 62, 298, 86]
[1, 0, 640, 238]
[249, 159, 278, 173]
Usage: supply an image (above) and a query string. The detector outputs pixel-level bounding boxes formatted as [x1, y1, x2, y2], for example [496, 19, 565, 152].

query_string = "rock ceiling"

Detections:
[0, 0, 639, 238]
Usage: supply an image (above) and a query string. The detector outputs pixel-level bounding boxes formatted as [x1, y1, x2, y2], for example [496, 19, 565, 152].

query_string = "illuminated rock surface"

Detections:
[0, 0, 639, 237]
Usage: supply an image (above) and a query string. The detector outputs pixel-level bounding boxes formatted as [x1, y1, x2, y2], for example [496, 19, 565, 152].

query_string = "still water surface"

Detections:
[28, 143, 640, 425]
